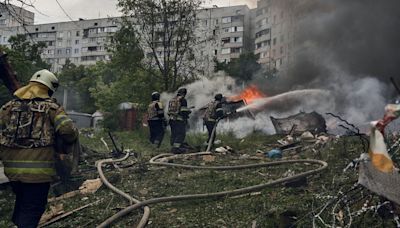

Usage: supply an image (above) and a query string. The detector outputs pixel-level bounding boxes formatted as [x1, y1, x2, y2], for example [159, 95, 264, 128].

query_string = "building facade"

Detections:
[0, 2, 305, 74]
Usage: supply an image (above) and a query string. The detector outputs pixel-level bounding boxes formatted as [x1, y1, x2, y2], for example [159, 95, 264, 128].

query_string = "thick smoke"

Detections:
[254, 0, 400, 131]
[162, 0, 400, 138]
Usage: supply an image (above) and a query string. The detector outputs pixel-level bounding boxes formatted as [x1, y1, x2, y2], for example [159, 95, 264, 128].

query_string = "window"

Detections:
[232, 37, 242, 43]
[214, 50, 217, 55]
[89, 38, 96, 43]
[81, 47, 88, 52]
[51, 26, 55, 30]
[67, 40, 71, 45]
[58, 32, 63, 38]
[66, 49, 71, 54]
[273, 38, 277, 45]
[231, 47, 241, 53]
[255, 29, 270, 38]
[57, 41, 62, 47]
[221, 48, 230, 54]
[75, 40, 79, 44]
[222, 17, 231, 24]
[221, 37, 230, 44]
[74, 48, 79, 54]
[67, 32, 71, 38]
[235, 26, 243, 32]
[47, 50, 54, 55]
[57, 49, 62, 55]
[48, 41, 54, 46]
[76, 31, 80, 36]
[41, 33, 47, 38]
[280, 46, 284, 54]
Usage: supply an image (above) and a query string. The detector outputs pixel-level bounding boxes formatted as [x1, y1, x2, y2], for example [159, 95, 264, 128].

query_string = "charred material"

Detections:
[271, 111, 327, 135]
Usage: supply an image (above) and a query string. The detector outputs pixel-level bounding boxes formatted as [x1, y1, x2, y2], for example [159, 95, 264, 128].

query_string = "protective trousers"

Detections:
[148, 120, 165, 147]
[205, 121, 217, 148]
[10, 181, 50, 228]
[170, 120, 186, 149]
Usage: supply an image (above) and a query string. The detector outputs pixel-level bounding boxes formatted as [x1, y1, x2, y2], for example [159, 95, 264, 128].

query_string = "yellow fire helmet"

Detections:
[30, 69, 59, 93]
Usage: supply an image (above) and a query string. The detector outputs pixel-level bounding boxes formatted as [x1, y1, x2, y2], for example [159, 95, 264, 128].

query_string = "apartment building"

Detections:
[0, 3, 34, 27]
[0, 2, 306, 74]
[0, 17, 119, 72]
[195, 5, 251, 76]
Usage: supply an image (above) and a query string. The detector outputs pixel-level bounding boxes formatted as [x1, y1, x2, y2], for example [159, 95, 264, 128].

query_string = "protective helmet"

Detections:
[214, 93, 223, 101]
[177, 88, 187, 96]
[30, 69, 59, 92]
[151, 91, 160, 101]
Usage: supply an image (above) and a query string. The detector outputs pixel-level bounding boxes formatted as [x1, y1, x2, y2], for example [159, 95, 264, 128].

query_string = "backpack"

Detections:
[203, 101, 218, 121]
[0, 99, 56, 148]
[168, 96, 182, 116]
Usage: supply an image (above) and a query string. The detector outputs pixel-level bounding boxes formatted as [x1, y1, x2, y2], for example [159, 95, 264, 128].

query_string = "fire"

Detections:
[230, 85, 266, 104]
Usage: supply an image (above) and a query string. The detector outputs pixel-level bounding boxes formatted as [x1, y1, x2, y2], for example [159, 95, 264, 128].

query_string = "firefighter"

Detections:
[168, 88, 191, 154]
[147, 91, 166, 147]
[203, 93, 225, 149]
[0, 69, 78, 227]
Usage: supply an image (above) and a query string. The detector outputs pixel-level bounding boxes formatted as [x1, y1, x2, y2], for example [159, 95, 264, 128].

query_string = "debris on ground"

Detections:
[271, 111, 327, 135]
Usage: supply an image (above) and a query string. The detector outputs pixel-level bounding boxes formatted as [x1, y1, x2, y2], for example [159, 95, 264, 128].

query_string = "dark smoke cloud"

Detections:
[263, 0, 400, 97]
[250, 0, 400, 129]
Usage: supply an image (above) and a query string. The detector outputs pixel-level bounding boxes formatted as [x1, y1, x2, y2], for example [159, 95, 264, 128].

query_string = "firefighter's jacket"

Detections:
[147, 101, 165, 121]
[203, 101, 224, 122]
[0, 83, 78, 183]
[168, 96, 191, 121]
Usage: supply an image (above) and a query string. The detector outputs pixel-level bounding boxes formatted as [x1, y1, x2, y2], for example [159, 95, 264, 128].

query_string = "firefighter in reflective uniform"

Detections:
[168, 88, 191, 154]
[203, 93, 225, 149]
[147, 92, 166, 147]
[0, 69, 78, 228]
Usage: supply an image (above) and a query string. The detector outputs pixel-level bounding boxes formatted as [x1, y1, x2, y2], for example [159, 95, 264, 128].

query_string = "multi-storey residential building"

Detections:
[195, 5, 251, 76]
[0, 2, 306, 74]
[0, 3, 34, 27]
[0, 17, 120, 72]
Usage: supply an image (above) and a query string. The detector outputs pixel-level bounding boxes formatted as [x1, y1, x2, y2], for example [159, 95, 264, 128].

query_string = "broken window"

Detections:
[221, 37, 230, 44]
[88, 46, 98, 51]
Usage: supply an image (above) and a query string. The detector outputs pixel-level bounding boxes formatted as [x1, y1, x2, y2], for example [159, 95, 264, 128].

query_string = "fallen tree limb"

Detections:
[38, 200, 100, 227]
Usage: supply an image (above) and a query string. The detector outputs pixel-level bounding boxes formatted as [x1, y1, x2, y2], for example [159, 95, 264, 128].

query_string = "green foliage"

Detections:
[215, 52, 262, 83]
[117, 0, 202, 91]
[0, 34, 50, 105]
[57, 59, 97, 113]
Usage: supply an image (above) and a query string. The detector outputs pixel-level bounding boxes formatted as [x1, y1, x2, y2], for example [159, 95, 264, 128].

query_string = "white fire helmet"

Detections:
[30, 69, 59, 92]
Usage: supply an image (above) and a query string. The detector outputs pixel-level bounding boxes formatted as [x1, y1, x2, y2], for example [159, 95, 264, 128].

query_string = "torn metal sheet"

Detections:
[358, 160, 400, 205]
[270, 111, 327, 135]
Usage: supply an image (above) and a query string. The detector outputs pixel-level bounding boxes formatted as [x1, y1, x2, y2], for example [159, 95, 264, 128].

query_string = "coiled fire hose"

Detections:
[96, 152, 150, 228]
[97, 151, 328, 227]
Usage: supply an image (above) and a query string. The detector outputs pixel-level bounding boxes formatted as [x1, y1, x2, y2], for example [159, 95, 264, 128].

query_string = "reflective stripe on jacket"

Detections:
[0, 99, 78, 183]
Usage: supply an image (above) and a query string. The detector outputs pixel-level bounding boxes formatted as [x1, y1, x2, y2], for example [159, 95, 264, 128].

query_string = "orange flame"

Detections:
[229, 85, 266, 104]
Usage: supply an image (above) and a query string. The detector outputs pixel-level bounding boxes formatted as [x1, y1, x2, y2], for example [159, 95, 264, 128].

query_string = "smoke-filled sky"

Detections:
[9, 0, 256, 24]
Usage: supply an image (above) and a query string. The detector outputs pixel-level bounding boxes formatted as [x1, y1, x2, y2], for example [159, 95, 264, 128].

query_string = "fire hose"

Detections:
[96, 152, 150, 228]
[97, 152, 328, 227]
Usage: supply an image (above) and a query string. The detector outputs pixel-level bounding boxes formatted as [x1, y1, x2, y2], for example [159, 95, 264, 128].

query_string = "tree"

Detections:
[57, 59, 97, 113]
[214, 52, 262, 83]
[0, 34, 49, 105]
[117, 0, 203, 91]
